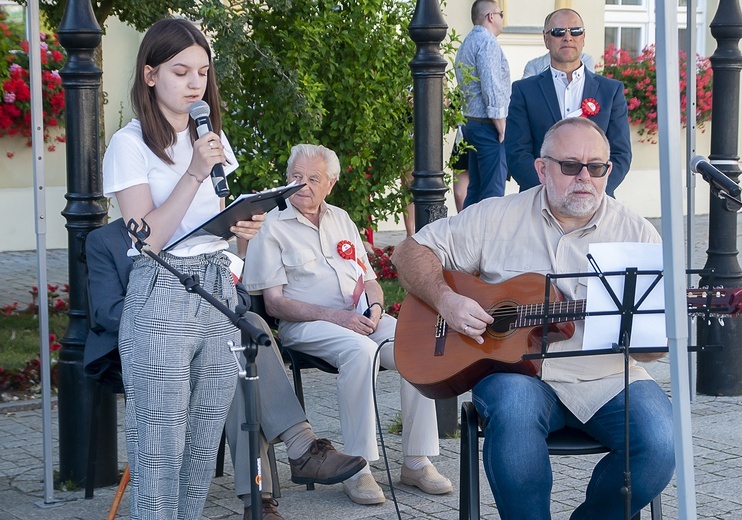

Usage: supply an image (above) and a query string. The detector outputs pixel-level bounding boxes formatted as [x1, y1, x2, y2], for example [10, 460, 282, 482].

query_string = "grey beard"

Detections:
[548, 179, 602, 218]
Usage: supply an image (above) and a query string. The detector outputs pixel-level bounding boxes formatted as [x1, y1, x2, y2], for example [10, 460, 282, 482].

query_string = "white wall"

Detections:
[0, 2, 732, 248]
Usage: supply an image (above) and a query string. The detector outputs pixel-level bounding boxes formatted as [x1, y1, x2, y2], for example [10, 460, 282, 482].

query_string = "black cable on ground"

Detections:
[372, 337, 402, 520]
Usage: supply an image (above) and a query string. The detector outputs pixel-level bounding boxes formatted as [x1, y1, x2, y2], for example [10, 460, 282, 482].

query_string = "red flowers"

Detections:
[386, 301, 402, 318]
[369, 246, 398, 280]
[2, 283, 71, 317]
[0, 14, 66, 149]
[601, 44, 713, 143]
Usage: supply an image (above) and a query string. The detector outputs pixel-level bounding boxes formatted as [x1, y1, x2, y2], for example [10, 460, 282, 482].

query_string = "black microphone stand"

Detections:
[126, 219, 270, 520]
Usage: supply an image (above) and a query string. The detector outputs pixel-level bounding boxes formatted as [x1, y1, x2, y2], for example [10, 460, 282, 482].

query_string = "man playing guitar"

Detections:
[392, 117, 675, 519]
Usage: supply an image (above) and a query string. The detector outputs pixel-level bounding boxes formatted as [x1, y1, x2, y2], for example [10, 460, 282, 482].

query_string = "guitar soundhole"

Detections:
[489, 305, 518, 334]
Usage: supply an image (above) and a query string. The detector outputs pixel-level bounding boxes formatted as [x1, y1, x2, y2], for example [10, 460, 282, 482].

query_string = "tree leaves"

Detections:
[200, 0, 459, 230]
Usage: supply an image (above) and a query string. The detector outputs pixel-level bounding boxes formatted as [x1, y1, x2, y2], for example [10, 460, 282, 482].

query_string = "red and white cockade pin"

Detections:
[581, 98, 600, 117]
[337, 240, 367, 273]
[337, 240, 355, 259]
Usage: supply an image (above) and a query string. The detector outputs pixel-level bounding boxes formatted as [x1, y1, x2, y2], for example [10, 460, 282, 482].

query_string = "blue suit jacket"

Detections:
[83, 218, 133, 380]
[504, 69, 632, 197]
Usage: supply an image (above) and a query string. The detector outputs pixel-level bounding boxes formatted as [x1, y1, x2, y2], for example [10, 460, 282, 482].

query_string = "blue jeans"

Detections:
[464, 119, 507, 207]
[472, 374, 675, 520]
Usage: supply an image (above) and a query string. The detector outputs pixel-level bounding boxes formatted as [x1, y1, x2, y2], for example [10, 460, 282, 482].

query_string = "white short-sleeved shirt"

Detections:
[103, 119, 238, 257]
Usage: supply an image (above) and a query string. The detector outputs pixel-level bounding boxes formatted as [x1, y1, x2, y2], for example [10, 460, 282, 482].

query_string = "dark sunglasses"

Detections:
[543, 155, 609, 177]
[548, 26, 584, 37]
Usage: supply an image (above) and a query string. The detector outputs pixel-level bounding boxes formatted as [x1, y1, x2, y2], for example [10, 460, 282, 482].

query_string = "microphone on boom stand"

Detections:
[690, 155, 742, 210]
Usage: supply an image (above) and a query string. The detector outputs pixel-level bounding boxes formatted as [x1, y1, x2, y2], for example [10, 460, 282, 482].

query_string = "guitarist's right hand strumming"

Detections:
[392, 237, 494, 345]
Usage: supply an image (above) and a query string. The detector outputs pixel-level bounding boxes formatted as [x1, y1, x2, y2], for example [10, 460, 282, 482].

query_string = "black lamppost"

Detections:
[56, 0, 117, 487]
[696, 0, 742, 396]
[408, 0, 457, 436]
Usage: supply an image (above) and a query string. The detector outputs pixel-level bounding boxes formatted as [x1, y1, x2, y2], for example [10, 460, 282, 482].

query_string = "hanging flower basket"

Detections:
[600, 44, 713, 143]
[0, 12, 66, 156]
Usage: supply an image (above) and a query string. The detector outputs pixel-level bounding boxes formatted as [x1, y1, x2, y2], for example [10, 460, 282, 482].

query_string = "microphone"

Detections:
[690, 155, 741, 199]
[189, 100, 230, 197]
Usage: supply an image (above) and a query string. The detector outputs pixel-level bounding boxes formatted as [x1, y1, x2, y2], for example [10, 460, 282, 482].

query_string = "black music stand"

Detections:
[521, 258, 725, 520]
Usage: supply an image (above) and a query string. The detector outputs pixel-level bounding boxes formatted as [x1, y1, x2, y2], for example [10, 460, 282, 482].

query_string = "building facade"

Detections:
[0, 0, 732, 249]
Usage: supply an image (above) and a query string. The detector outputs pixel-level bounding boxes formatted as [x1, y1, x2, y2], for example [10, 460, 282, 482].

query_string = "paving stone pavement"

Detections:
[2, 359, 742, 519]
[2, 219, 742, 519]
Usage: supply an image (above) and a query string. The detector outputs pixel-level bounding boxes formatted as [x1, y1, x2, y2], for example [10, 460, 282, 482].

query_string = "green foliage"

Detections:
[0, 313, 66, 396]
[0, 285, 68, 395]
[14, 0, 199, 33]
[199, 0, 461, 230]
[379, 278, 406, 308]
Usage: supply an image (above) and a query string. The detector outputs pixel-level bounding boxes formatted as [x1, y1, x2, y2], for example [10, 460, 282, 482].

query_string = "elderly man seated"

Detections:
[243, 144, 453, 505]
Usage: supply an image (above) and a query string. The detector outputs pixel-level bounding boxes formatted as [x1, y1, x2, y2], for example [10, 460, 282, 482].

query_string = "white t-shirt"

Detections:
[103, 119, 238, 257]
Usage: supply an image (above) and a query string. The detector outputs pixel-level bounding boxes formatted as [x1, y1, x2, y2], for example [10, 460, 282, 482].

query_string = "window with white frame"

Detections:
[605, 0, 706, 57]
[0, 1, 25, 26]
[605, 26, 643, 56]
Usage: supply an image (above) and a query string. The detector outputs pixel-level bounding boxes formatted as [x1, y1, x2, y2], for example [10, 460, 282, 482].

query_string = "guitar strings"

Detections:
[486, 301, 587, 320]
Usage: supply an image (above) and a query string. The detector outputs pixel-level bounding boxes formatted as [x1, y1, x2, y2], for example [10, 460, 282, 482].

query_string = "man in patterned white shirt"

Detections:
[455, 0, 511, 207]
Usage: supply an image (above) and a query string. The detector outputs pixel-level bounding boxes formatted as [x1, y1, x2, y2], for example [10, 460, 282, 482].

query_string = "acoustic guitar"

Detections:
[394, 270, 742, 400]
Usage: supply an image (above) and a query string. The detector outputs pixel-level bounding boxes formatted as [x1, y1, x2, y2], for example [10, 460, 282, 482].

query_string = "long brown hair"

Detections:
[131, 18, 223, 164]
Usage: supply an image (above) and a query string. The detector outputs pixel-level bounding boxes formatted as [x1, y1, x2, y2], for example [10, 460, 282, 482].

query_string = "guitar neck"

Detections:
[515, 300, 587, 329]
[513, 285, 742, 329]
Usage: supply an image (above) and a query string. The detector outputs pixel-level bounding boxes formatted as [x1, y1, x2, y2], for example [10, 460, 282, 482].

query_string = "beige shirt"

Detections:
[243, 200, 376, 312]
[413, 186, 661, 422]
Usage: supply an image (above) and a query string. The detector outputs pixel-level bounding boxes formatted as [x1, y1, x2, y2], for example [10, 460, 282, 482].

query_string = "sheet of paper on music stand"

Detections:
[583, 242, 666, 351]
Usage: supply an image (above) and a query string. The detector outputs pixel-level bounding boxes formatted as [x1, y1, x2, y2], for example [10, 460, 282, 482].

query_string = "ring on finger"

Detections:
[464, 325, 469, 333]
[209, 141, 215, 148]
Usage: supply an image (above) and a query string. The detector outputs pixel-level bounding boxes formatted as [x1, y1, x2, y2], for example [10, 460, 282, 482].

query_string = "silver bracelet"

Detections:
[186, 170, 204, 183]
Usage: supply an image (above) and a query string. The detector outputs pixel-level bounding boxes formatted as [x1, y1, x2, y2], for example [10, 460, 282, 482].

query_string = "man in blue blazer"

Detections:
[505, 8, 631, 198]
